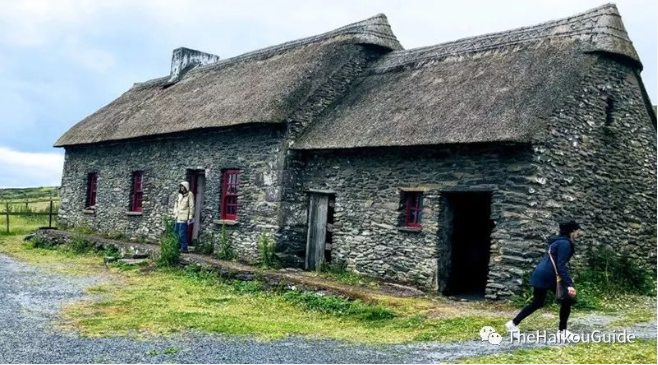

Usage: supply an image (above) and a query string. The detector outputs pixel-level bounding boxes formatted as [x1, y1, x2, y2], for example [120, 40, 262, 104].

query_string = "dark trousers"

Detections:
[513, 287, 572, 330]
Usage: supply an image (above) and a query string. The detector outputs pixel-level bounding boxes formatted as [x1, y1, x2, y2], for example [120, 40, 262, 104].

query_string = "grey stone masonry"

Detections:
[58, 125, 286, 263]
[281, 144, 536, 294]
[526, 54, 656, 277]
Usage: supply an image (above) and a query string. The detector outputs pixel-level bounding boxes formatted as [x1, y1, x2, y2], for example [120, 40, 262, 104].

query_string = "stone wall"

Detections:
[282, 144, 537, 292]
[58, 125, 286, 262]
[527, 54, 657, 271]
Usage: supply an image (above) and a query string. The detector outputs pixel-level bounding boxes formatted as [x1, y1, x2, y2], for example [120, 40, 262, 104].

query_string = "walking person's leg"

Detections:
[513, 287, 548, 325]
[506, 287, 548, 338]
[559, 300, 572, 331]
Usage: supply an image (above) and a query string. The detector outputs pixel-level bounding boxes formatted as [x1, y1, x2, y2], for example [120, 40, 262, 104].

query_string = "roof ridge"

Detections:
[132, 14, 401, 89]
[370, 3, 640, 73]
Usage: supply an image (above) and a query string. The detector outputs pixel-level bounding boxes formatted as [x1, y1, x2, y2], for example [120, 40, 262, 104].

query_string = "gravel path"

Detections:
[0, 253, 655, 364]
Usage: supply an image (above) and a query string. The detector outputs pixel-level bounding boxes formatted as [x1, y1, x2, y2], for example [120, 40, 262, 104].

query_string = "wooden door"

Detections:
[305, 193, 329, 271]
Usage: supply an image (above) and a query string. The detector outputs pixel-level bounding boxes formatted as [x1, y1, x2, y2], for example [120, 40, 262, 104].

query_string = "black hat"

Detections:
[559, 220, 580, 235]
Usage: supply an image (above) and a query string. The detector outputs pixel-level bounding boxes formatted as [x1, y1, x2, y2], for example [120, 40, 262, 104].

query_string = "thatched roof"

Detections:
[293, 4, 642, 150]
[55, 14, 401, 147]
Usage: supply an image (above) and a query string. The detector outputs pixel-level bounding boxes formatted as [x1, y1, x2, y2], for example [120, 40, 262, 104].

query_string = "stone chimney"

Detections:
[166, 47, 220, 85]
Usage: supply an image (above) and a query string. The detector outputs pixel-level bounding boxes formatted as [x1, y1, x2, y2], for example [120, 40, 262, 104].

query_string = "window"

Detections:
[86, 173, 98, 208]
[221, 170, 240, 220]
[404, 192, 423, 227]
[130, 171, 144, 212]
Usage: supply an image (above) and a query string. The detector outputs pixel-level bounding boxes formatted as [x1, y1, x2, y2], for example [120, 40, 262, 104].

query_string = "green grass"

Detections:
[0, 214, 54, 236]
[459, 339, 657, 364]
[0, 186, 59, 202]
[1, 234, 655, 346]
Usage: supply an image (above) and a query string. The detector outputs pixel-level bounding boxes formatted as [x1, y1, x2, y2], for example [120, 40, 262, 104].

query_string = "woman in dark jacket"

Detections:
[506, 220, 580, 339]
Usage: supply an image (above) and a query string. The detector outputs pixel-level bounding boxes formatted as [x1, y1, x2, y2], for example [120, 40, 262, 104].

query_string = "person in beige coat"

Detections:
[173, 181, 195, 253]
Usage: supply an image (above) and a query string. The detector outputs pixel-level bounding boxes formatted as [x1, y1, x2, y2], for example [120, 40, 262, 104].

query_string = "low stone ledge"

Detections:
[397, 226, 422, 233]
[213, 219, 239, 226]
[34, 228, 427, 301]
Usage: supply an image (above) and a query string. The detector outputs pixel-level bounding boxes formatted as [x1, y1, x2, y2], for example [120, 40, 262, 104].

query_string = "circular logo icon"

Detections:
[479, 326, 496, 341]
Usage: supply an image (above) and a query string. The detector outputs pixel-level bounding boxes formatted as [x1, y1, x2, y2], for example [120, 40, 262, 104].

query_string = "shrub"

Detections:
[74, 224, 94, 235]
[196, 233, 214, 255]
[158, 217, 180, 267]
[575, 245, 656, 299]
[69, 232, 95, 254]
[29, 235, 56, 249]
[215, 224, 235, 260]
[258, 231, 276, 268]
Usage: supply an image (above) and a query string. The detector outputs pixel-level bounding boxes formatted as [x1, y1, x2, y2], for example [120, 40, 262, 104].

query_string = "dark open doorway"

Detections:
[186, 169, 206, 245]
[438, 192, 493, 298]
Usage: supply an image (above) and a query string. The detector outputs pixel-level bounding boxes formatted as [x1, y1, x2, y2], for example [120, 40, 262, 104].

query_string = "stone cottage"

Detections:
[56, 4, 656, 298]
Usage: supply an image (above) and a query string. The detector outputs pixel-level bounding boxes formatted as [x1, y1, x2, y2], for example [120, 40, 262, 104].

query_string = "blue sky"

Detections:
[0, 0, 655, 188]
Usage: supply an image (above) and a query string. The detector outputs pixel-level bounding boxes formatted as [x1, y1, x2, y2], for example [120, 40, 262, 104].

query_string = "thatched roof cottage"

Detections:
[56, 4, 656, 298]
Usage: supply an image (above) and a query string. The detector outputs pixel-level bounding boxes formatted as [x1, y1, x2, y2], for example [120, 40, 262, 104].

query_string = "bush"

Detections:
[196, 233, 214, 255]
[258, 231, 276, 268]
[74, 224, 94, 235]
[69, 232, 95, 254]
[282, 290, 396, 321]
[29, 235, 56, 249]
[575, 246, 656, 299]
[215, 224, 235, 260]
[158, 217, 180, 267]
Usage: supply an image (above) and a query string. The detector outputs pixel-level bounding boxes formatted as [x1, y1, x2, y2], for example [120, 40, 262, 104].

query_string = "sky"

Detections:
[0, 0, 655, 188]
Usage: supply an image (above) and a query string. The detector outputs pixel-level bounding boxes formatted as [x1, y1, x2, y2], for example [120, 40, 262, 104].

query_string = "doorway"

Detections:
[305, 192, 335, 271]
[438, 192, 493, 297]
[187, 170, 206, 244]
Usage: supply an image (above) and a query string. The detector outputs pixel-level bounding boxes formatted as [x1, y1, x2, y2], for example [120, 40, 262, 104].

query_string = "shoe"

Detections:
[180, 249, 189, 254]
[505, 320, 520, 340]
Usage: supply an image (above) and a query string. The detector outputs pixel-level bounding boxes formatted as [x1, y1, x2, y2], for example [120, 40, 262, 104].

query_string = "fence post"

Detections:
[5, 203, 9, 234]
[49, 199, 54, 228]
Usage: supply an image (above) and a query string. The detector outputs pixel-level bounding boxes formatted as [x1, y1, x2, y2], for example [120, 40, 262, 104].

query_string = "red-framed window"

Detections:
[220, 170, 240, 220]
[86, 173, 98, 208]
[130, 171, 144, 212]
[404, 192, 423, 227]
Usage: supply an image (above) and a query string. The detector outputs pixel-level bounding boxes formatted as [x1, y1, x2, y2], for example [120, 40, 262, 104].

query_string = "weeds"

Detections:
[69, 232, 95, 254]
[158, 217, 180, 267]
[29, 235, 56, 249]
[195, 233, 214, 255]
[215, 224, 235, 260]
[258, 231, 276, 268]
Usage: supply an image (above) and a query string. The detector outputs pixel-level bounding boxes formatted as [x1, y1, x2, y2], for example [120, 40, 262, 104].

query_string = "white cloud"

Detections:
[0, 146, 64, 188]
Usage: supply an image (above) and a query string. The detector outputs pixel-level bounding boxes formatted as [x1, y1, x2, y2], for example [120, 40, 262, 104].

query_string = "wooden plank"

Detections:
[305, 193, 329, 271]
[305, 196, 318, 270]
[1, 212, 57, 216]
[313, 195, 329, 271]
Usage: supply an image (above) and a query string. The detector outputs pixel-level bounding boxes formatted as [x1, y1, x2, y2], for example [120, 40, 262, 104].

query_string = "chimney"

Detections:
[165, 47, 220, 85]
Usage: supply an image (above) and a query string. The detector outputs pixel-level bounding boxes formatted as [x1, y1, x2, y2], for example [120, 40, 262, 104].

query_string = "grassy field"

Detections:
[1, 234, 655, 348]
[0, 186, 59, 235]
[460, 340, 657, 364]
[0, 234, 563, 344]
[0, 186, 59, 202]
